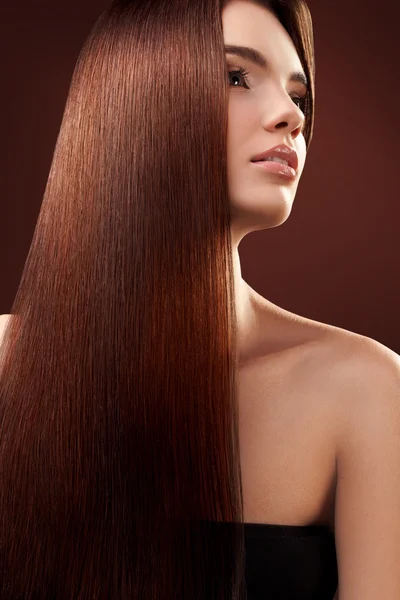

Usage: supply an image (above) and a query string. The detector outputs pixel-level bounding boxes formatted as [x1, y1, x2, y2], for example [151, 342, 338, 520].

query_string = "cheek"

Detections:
[293, 136, 306, 175]
[227, 101, 255, 142]
[226, 125, 251, 167]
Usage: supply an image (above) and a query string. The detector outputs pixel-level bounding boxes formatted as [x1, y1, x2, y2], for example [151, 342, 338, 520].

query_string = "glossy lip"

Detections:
[250, 144, 298, 173]
[251, 160, 296, 181]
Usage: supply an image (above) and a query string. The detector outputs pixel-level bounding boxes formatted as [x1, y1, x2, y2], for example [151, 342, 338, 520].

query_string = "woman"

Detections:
[1, 0, 399, 598]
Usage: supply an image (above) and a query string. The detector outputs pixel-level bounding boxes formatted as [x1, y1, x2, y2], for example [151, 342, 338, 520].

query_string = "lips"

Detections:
[251, 144, 298, 173]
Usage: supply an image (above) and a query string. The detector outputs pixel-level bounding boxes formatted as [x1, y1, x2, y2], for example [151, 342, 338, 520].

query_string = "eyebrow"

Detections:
[224, 44, 309, 90]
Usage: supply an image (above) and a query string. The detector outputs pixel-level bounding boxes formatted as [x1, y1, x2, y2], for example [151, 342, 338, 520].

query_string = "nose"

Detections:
[261, 92, 305, 138]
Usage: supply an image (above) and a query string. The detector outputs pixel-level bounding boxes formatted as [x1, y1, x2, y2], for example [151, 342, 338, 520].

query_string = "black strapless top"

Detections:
[243, 522, 338, 599]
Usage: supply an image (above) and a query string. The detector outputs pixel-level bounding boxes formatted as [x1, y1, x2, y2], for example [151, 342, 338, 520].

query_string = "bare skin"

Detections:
[224, 7, 400, 600]
[236, 289, 339, 531]
[0, 0, 337, 532]
[223, 0, 341, 529]
[2, 2, 400, 597]
[0, 0, 360, 535]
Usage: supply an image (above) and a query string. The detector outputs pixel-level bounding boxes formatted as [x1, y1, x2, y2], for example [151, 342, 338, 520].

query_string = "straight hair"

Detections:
[0, 0, 315, 597]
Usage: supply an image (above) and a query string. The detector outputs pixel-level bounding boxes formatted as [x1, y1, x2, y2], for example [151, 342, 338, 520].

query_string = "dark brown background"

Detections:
[1, 0, 399, 352]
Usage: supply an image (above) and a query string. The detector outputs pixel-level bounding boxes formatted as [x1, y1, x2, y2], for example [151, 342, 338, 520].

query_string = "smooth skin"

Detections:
[223, 0, 308, 364]
[222, 1, 400, 599]
[1, 2, 400, 598]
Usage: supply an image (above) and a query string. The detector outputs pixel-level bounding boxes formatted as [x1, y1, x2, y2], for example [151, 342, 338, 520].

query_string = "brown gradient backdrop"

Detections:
[1, 0, 399, 352]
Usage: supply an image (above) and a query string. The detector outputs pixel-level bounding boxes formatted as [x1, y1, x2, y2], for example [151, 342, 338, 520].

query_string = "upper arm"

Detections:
[334, 338, 400, 599]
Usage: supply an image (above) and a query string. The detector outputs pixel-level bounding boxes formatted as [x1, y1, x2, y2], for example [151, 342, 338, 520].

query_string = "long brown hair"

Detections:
[0, 0, 315, 597]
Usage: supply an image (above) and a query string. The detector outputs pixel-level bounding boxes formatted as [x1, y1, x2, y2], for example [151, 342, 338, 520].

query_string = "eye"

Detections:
[228, 67, 251, 89]
[228, 66, 308, 115]
[292, 95, 308, 114]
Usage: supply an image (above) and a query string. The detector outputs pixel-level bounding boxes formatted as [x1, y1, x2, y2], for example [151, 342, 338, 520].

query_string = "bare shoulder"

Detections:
[0, 314, 12, 345]
[300, 321, 400, 395]
[317, 327, 400, 417]
[0, 314, 12, 326]
[321, 328, 400, 598]
[312, 325, 400, 463]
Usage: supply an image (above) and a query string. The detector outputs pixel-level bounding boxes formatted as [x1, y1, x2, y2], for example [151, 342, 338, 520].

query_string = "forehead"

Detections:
[222, 0, 302, 73]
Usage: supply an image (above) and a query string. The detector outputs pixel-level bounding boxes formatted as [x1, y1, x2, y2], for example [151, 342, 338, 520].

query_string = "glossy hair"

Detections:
[0, 0, 315, 597]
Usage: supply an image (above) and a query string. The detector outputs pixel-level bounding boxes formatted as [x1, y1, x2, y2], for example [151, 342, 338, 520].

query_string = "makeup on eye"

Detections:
[228, 66, 251, 87]
[227, 65, 308, 113]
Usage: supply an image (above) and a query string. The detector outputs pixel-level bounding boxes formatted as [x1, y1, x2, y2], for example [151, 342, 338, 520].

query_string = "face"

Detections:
[222, 0, 308, 244]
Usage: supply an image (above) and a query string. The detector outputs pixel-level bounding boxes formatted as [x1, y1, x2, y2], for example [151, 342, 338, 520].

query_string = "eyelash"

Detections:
[228, 66, 308, 114]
